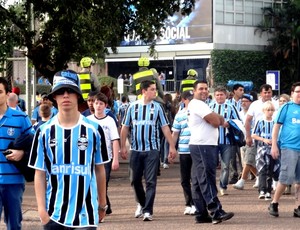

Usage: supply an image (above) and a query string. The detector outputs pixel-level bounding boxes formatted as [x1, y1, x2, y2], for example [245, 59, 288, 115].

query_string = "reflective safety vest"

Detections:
[78, 72, 92, 100]
[133, 69, 155, 97]
[180, 79, 196, 92]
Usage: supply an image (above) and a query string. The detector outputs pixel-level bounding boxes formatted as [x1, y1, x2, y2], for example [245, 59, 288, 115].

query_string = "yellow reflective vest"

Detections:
[78, 72, 92, 100]
[133, 69, 156, 97]
[180, 79, 196, 92]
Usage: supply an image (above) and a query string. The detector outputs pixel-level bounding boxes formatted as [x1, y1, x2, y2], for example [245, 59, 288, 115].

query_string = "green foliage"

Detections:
[255, 0, 300, 90]
[0, 0, 195, 81]
[211, 50, 273, 91]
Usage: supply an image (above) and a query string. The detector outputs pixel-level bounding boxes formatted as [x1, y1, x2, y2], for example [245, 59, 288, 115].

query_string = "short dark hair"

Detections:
[233, 84, 244, 91]
[121, 95, 128, 103]
[94, 92, 108, 104]
[193, 80, 207, 89]
[214, 86, 227, 94]
[140, 80, 155, 91]
[0, 78, 9, 93]
[260, 84, 272, 92]
[291, 82, 300, 93]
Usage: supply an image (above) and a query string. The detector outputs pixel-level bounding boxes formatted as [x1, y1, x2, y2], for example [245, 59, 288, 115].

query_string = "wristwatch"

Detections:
[98, 204, 108, 211]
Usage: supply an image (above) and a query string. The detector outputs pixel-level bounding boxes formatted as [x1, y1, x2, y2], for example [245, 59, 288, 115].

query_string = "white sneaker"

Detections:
[143, 212, 153, 221]
[258, 191, 265, 199]
[253, 178, 259, 188]
[184, 206, 192, 215]
[233, 179, 245, 190]
[135, 204, 143, 218]
[163, 163, 169, 169]
[220, 188, 228, 196]
[190, 205, 197, 215]
[265, 192, 272, 200]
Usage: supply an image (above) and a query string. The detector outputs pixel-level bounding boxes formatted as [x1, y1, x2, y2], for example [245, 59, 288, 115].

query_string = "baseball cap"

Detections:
[12, 87, 21, 95]
[47, 70, 84, 103]
[241, 93, 253, 102]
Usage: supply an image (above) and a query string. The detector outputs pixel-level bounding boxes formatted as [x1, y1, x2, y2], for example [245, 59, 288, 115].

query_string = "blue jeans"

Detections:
[179, 154, 194, 207]
[189, 145, 223, 219]
[0, 183, 25, 230]
[129, 150, 159, 215]
[218, 144, 235, 190]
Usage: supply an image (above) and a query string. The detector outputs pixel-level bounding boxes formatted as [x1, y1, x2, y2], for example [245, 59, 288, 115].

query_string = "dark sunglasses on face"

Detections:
[55, 88, 77, 95]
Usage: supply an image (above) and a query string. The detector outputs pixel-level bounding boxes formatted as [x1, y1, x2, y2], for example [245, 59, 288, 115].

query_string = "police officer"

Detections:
[78, 57, 100, 100]
[132, 57, 164, 103]
[180, 69, 198, 93]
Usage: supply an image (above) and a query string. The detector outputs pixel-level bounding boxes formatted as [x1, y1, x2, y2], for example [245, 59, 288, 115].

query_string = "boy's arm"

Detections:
[34, 169, 50, 225]
[95, 164, 107, 222]
[111, 140, 120, 171]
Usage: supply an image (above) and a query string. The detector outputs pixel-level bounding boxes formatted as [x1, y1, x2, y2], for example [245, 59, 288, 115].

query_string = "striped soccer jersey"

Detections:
[122, 100, 169, 151]
[252, 119, 274, 145]
[0, 107, 32, 184]
[29, 115, 109, 227]
[172, 108, 191, 154]
[226, 98, 242, 112]
[210, 102, 241, 145]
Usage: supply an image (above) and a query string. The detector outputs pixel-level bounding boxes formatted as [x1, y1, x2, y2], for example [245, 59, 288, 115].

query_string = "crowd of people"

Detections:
[0, 56, 300, 229]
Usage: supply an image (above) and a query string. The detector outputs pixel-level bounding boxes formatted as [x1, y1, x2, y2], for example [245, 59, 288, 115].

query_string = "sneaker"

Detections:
[253, 178, 259, 188]
[143, 212, 153, 221]
[268, 202, 279, 217]
[258, 191, 265, 199]
[283, 185, 292, 195]
[219, 188, 228, 196]
[233, 179, 244, 190]
[163, 163, 169, 169]
[184, 206, 192, 215]
[190, 205, 197, 215]
[265, 192, 272, 201]
[135, 204, 143, 218]
[212, 211, 234, 224]
[195, 215, 212, 223]
[229, 178, 238, 184]
[294, 206, 300, 217]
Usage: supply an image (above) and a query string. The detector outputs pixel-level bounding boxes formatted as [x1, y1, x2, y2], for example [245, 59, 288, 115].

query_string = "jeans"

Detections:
[43, 219, 97, 230]
[189, 145, 223, 219]
[258, 154, 276, 193]
[230, 145, 242, 180]
[179, 154, 194, 207]
[160, 136, 169, 164]
[218, 144, 235, 190]
[104, 160, 112, 211]
[130, 150, 160, 215]
[0, 183, 25, 230]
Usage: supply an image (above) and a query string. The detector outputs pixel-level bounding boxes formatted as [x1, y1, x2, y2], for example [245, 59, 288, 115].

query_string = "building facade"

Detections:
[105, 0, 283, 92]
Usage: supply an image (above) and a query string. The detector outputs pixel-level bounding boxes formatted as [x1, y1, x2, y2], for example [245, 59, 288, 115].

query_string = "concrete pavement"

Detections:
[0, 162, 299, 229]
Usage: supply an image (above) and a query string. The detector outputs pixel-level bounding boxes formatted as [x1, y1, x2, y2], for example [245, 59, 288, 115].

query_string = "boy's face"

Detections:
[93, 99, 107, 116]
[87, 96, 95, 111]
[263, 107, 274, 118]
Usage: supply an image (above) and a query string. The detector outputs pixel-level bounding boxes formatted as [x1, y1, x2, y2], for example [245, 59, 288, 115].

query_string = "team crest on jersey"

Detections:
[7, 128, 15, 136]
[50, 139, 57, 147]
[77, 137, 88, 150]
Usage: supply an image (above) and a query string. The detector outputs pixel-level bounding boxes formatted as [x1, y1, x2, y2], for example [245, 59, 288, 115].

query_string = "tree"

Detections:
[0, 0, 195, 82]
[255, 0, 300, 91]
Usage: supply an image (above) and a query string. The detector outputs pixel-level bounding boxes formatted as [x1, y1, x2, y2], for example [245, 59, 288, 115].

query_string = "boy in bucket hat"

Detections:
[29, 69, 110, 229]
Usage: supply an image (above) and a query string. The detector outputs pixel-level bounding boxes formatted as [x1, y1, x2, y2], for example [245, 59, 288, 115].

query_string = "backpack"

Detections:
[227, 119, 246, 147]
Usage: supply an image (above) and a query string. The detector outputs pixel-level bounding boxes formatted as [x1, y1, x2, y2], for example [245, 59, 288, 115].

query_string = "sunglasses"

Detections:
[55, 88, 77, 95]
